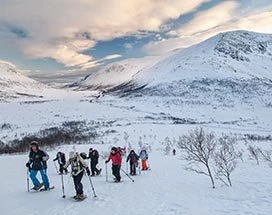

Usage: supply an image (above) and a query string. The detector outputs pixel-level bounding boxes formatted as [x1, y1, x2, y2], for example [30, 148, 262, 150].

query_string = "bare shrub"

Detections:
[258, 148, 272, 167]
[214, 136, 238, 187]
[163, 137, 172, 155]
[247, 145, 260, 165]
[100, 150, 110, 160]
[0, 120, 98, 154]
[178, 127, 216, 188]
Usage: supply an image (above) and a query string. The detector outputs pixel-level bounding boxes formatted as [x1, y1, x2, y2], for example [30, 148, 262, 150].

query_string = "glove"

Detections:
[26, 162, 30, 168]
[105, 160, 109, 164]
[86, 168, 91, 176]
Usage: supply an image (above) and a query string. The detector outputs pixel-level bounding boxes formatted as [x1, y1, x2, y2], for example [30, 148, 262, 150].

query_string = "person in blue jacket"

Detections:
[26, 141, 50, 190]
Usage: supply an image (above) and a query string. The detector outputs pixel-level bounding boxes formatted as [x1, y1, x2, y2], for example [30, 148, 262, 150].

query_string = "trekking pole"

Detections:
[138, 161, 141, 175]
[53, 161, 59, 174]
[126, 161, 128, 173]
[26, 168, 30, 192]
[105, 163, 108, 182]
[61, 173, 66, 198]
[88, 175, 97, 197]
[120, 168, 135, 182]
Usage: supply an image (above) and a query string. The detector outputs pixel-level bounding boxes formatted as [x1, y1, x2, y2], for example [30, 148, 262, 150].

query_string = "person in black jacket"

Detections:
[126, 150, 139, 175]
[53, 152, 68, 174]
[88, 148, 101, 176]
[25, 141, 51, 190]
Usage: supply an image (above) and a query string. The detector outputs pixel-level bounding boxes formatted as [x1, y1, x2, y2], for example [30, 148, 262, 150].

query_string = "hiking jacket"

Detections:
[28, 149, 49, 170]
[126, 151, 139, 164]
[107, 151, 122, 166]
[88, 150, 99, 163]
[64, 153, 88, 176]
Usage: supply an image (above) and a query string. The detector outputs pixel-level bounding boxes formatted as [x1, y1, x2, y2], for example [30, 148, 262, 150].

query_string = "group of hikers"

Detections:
[25, 141, 150, 200]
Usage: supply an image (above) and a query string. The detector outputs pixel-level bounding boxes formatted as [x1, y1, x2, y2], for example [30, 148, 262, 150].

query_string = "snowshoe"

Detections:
[75, 194, 87, 201]
[31, 183, 44, 191]
[73, 194, 79, 199]
[97, 168, 102, 175]
[40, 186, 55, 192]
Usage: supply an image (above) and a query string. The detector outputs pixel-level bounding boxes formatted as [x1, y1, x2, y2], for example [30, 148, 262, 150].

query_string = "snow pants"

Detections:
[90, 161, 100, 175]
[130, 162, 137, 175]
[141, 160, 148, 170]
[73, 171, 84, 195]
[112, 164, 121, 182]
[30, 169, 50, 189]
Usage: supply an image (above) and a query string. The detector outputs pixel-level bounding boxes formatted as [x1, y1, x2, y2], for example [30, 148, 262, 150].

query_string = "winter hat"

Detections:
[30, 141, 38, 147]
[89, 148, 93, 151]
[69, 151, 75, 159]
[111, 147, 117, 151]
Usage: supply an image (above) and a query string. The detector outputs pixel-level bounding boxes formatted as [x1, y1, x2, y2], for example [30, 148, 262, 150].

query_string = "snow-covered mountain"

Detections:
[0, 61, 52, 101]
[0, 61, 99, 102]
[75, 30, 272, 93]
[76, 55, 164, 92]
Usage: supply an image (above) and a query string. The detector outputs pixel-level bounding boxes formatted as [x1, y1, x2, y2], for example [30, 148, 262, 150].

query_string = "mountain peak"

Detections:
[214, 30, 272, 62]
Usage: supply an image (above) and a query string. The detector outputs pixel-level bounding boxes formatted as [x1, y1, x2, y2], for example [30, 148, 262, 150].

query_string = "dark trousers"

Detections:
[112, 164, 121, 181]
[59, 164, 68, 174]
[130, 162, 137, 175]
[90, 161, 99, 175]
[73, 171, 84, 195]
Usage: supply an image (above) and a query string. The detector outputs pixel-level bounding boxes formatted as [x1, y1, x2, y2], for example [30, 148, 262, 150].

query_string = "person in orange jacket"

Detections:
[139, 149, 149, 170]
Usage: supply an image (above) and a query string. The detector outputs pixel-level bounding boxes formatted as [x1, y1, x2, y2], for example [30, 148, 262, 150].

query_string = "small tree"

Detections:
[214, 136, 238, 187]
[248, 145, 260, 165]
[163, 137, 172, 155]
[258, 148, 272, 167]
[178, 128, 216, 188]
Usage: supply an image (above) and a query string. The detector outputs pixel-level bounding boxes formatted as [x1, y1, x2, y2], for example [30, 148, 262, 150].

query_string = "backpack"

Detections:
[71, 157, 83, 175]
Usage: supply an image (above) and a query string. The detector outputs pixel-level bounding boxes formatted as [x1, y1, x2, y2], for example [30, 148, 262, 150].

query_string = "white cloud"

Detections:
[177, 1, 239, 36]
[100, 54, 122, 61]
[0, 0, 209, 69]
[144, 2, 272, 55]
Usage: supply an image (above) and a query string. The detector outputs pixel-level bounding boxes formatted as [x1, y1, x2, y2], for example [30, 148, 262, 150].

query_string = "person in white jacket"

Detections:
[62, 151, 90, 200]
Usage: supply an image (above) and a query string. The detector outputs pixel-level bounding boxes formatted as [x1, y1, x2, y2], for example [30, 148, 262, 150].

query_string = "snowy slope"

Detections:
[77, 55, 166, 92]
[1, 142, 272, 215]
[0, 61, 52, 101]
[0, 61, 98, 102]
[76, 30, 272, 92]
[146, 30, 272, 84]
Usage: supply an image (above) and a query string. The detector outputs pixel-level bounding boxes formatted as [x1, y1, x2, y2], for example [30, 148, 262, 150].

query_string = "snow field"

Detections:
[1, 139, 272, 215]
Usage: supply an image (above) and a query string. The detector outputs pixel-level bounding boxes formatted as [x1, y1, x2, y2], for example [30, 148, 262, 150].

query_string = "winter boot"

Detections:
[77, 194, 87, 200]
[97, 168, 102, 175]
[32, 183, 44, 191]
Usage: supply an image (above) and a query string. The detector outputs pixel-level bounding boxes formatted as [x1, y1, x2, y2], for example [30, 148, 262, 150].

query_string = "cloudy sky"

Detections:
[0, 0, 272, 83]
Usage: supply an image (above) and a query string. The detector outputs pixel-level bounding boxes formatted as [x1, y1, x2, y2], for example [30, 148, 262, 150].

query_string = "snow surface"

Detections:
[1, 142, 272, 215]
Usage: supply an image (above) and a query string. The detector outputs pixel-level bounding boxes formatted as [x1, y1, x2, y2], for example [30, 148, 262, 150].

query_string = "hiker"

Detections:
[173, 149, 176, 156]
[53, 151, 68, 174]
[105, 147, 122, 182]
[88, 148, 101, 176]
[61, 151, 91, 200]
[126, 150, 139, 175]
[25, 141, 51, 190]
[139, 149, 149, 170]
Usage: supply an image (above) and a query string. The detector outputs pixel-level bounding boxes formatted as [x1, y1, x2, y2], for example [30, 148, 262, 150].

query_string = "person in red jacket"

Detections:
[105, 147, 122, 182]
